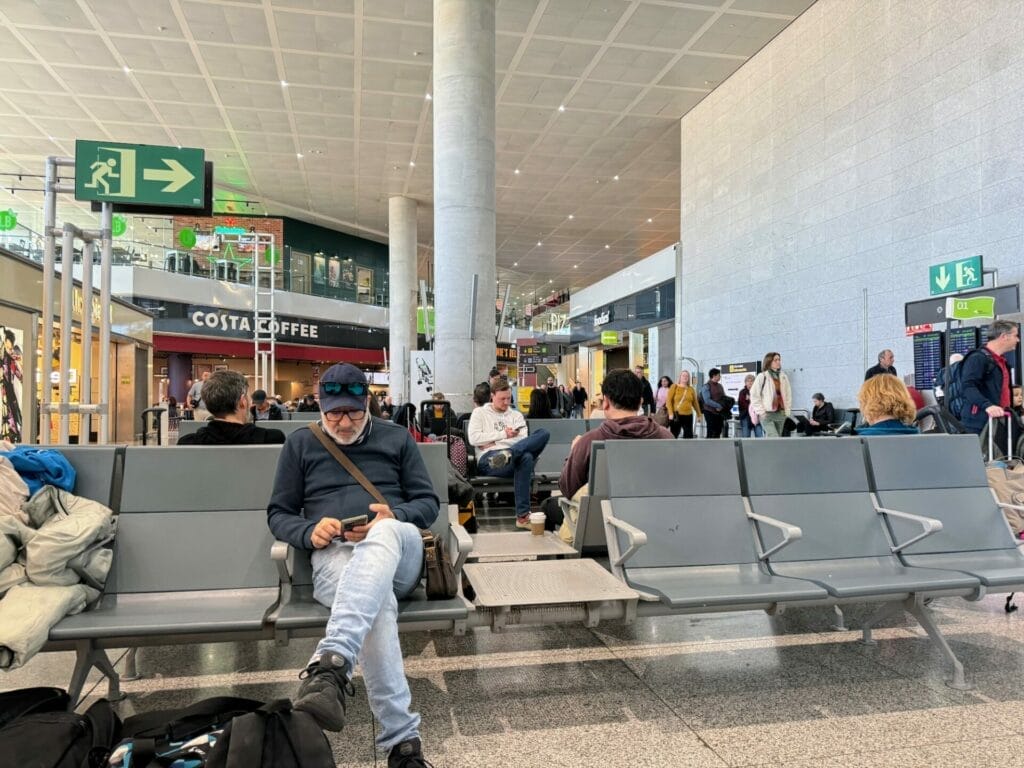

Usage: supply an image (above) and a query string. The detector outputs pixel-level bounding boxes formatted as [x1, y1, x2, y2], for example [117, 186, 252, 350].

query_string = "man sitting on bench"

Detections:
[556, 368, 672, 541]
[177, 370, 286, 445]
[468, 378, 550, 528]
[267, 363, 439, 767]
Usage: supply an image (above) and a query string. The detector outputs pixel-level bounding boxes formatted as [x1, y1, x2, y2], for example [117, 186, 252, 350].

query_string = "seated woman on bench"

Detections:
[855, 375, 919, 436]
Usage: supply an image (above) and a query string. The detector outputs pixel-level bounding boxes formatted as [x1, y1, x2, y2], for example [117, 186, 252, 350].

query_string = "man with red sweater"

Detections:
[559, 368, 673, 501]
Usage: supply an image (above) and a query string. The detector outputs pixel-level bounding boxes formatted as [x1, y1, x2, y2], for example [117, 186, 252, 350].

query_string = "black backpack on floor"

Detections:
[0, 687, 120, 768]
[205, 699, 334, 768]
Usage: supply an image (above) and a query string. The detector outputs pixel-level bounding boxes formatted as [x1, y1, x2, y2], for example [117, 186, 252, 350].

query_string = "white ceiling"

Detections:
[0, 0, 814, 307]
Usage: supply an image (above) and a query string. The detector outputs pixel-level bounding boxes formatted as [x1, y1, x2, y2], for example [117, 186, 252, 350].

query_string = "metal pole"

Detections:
[40, 159, 58, 444]
[80, 241, 94, 443]
[59, 224, 75, 444]
[99, 204, 113, 444]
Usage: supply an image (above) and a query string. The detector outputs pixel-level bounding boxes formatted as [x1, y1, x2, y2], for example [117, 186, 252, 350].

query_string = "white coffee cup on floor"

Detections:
[529, 511, 545, 535]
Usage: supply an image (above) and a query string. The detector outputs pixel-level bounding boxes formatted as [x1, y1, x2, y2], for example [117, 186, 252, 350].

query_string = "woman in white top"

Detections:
[750, 351, 792, 437]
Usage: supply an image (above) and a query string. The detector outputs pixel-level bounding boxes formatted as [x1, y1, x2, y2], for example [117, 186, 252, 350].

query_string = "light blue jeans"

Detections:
[310, 518, 424, 750]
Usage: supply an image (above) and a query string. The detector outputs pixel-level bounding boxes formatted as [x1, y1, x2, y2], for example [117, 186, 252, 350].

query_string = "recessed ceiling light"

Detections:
[536, 241, 542, 247]
[409, 161, 415, 167]
[122, 66, 131, 73]
[549, 279, 553, 283]
[425, 93, 432, 100]
[513, 262, 518, 266]
[647, 218, 653, 223]
[280, 80, 288, 87]
[568, 214, 574, 219]
[513, 168, 520, 175]
[613, 175, 619, 181]
[558, 105, 566, 112]
[296, 153, 303, 159]
[573, 264, 578, 269]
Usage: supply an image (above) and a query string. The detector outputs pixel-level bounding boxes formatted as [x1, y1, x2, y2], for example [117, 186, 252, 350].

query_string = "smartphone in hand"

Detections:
[342, 514, 369, 531]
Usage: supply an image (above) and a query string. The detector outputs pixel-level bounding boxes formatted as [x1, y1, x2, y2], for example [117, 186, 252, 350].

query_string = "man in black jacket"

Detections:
[865, 349, 897, 380]
[960, 320, 1020, 436]
[177, 371, 285, 444]
[634, 365, 655, 415]
[266, 363, 439, 767]
[250, 389, 284, 421]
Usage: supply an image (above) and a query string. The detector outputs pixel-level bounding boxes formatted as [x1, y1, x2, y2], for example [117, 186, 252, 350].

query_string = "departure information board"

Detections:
[947, 326, 979, 357]
[913, 331, 944, 389]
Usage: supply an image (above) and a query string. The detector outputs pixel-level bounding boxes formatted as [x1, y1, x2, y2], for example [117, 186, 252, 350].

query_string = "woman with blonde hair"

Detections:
[750, 352, 792, 437]
[667, 369, 702, 439]
[856, 374, 919, 435]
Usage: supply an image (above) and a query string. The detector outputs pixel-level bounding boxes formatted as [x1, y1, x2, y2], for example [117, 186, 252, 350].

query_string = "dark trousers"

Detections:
[671, 413, 694, 439]
[705, 411, 724, 439]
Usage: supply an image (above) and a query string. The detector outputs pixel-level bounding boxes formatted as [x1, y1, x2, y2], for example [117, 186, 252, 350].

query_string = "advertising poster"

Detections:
[0, 325, 24, 443]
[312, 253, 327, 292]
[717, 361, 760, 405]
[327, 257, 341, 289]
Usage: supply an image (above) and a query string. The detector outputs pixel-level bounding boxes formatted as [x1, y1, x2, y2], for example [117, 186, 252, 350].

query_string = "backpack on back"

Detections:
[945, 348, 991, 419]
[0, 688, 120, 768]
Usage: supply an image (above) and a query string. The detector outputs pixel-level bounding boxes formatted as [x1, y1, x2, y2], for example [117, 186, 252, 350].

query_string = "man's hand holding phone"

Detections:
[310, 517, 342, 548]
[344, 503, 395, 543]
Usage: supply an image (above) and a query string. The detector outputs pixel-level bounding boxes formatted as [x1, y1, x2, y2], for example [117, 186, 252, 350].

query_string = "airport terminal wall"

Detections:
[678, 0, 1024, 408]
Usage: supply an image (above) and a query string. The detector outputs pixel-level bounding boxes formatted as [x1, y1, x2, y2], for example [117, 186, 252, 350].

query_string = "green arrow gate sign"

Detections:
[75, 140, 206, 209]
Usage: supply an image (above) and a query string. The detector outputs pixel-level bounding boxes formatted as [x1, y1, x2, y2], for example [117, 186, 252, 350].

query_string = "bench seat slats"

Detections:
[902, 550, 1024, 588]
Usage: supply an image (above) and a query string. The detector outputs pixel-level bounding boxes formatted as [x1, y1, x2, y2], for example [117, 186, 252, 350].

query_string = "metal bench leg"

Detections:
[93, 649, 126, 702]
[67, 642, 126, 706]
[906, 599, 972, 691]
[859, 602, 901, 645]
[122, 647, 141, 680]
[831, 605, 847, 631]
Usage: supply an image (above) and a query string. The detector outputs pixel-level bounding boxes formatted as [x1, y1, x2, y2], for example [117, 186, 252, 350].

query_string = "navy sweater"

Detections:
[266, 419, 439, 550]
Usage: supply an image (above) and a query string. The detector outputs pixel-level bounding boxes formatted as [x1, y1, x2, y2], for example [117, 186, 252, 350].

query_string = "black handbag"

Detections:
[309, 424, 459, 600]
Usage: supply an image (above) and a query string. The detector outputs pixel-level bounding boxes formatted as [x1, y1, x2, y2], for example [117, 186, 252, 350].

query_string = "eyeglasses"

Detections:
[323, 409, 366, 423]
[321, 381, 368, 396]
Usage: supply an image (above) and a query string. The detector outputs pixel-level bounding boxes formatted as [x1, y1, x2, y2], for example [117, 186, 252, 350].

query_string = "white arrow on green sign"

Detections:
[74, 140, 205, 209]
[929, 255, 983, 296]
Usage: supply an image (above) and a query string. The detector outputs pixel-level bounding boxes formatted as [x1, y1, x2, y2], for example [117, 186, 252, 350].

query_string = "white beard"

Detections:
[322, 413, 369, 445]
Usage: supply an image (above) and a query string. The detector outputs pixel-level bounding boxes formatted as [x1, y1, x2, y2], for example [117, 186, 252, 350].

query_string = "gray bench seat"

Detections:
[624, 563, 827, 608]
[865, 434, 1024, 590]
[602, 440, 828, 611]
[273, 586, 468, 632]
[49, 588, 278, 641]
[765, 557, 979, 599]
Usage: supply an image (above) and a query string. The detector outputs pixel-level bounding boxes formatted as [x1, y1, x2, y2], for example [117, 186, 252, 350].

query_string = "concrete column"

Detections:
[388, 196, 418, 405]
[433, 0, 496, 412]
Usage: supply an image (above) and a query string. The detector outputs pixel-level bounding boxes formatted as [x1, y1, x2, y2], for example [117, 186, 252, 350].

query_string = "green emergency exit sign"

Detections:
[929, 255, 983, 296]
[75, 140, 205, 208]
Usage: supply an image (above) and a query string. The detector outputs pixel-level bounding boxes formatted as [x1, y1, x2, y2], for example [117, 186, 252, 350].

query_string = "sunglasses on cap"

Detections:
[321, 381, 368, 396]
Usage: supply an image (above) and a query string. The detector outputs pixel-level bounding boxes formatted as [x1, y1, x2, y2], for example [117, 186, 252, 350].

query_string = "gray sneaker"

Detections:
[488, 449, 512, 469]
[294, 651, 355, 731]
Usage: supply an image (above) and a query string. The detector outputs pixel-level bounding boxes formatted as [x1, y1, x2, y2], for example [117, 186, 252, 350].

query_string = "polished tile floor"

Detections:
[5, 509, 1024, 767]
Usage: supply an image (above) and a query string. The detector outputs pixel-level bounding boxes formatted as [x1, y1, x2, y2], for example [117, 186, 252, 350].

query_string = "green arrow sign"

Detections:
[947, 296, 996, 320]
[74, 140, 205, 209]
[0, 210, 16, 231]
[929, 255, 983, 296]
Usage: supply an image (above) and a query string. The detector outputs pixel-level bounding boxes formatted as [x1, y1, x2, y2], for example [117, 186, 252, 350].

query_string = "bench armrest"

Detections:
[271, 540, 292, 584]
[874, 504, 943, 552]
[996, 501, 1024, 513]
[746, 512, 802, 560]
[601, 499, 647, 567]
[446, 505, 474, 574]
